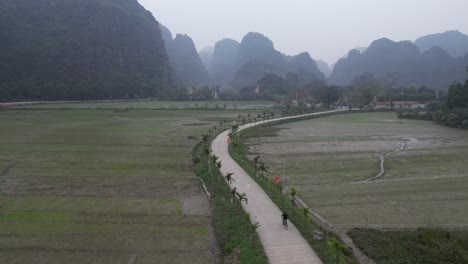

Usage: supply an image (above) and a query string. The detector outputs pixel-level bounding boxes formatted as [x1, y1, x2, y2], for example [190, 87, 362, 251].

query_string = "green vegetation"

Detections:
[193, 139, 267, 263]
[229, 124, 357, 263]
[349, 228, 468, 264]
[7, 100, 274, 110]
[0, 106, 261, 264]
[398, 68, 468, 128]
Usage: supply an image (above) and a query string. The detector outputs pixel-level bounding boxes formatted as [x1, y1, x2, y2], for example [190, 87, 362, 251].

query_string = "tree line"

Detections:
[397, 67, 468, 128]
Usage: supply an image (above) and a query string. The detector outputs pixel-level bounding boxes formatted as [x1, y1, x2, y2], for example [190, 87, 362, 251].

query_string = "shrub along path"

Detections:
[211, 110, 344, 264]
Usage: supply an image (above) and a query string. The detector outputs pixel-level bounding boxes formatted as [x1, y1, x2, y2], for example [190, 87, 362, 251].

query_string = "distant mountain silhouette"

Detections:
[159, 24, 173, 49]
[159, 25, 211, 87]
[0, 0, 171, 101]
[171, 34, 211, 87]
[231, 33, 286, 87]
[329, 38, 466, 90]
[286, 52, 325, 84]
[231, 32, 323, 88]
[415, 30, 468, 58]
[211, 39, 240, 86]
[198, 47, 214, 78]
[316, 60, 331, 78]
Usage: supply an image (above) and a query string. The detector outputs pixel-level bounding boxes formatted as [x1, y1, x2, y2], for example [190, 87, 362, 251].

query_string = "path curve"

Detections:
[360, 139, 408, 183]
[211, 110, 343, 264]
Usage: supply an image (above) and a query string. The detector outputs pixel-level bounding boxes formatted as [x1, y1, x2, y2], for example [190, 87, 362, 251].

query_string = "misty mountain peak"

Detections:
[423, 46, 451, 58]
[174, 34, 194, 45]
[348, 49, 361, 59]
[415, 30, 468, 58]
[330, 34, 465, 89]
[169, 33, 211, 86]
[241, 32, 275, 49]
[294, 52, 313, 60]
[159, 23, 173, 45]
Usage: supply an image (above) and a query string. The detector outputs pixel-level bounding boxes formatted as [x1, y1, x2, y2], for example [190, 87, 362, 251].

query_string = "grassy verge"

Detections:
[193, 140, 267, 264]
[348, 228, 468, 264]
[228, 118, 358, 264]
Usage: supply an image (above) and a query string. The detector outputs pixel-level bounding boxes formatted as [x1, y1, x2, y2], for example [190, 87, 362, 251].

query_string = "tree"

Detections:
[231, 187, 237, 204]
[215, 161, 222, 180]
[225, 173, 235, 185]
[259, 162, 269, 178]
[253, 156, 260, 177]
[210, 155, 219, 167]
[191, 86, 214, 101]
[236, 192, 248, 207]
[447, 82, 468, 109]
[308, 83, 340, 109]
[251, 221, 261, 254]
[202, 134, 209, 146]
[231, 124, 240, 133]
[346, 73, 382, 108]
[328, 238, 347, 264]
[289, 188, 298, 206]
[209, 154, 219, 193]
[301, 207, 310, 230]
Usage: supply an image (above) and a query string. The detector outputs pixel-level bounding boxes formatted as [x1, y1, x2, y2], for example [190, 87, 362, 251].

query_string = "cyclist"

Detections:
[281, 211, 288, 229]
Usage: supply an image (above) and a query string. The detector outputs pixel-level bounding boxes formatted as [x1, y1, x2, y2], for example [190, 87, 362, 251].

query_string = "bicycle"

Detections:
[281, 212, 288, 230]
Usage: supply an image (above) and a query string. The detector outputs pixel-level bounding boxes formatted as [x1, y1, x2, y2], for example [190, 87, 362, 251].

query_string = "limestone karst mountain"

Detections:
[316, 60, 331, 78]
[329, 38, 466, 89]
[211, 39, 240, 86]
[159, 25, 211, 87]
[415, 30, 468, 58]
[198, 47, 214, 77]
[0, 0, 171, 101]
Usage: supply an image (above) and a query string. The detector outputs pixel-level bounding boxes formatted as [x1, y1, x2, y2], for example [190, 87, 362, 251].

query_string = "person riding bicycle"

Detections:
[281, 211, 288, 227]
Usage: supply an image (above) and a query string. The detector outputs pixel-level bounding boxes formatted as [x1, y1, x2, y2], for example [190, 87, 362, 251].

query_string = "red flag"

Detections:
[274, 175, 280, 185]
[227, 137, 232, 145]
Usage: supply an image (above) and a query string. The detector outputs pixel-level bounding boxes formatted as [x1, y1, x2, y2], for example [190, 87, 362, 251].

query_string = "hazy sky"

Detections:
[138, 0, 468, 65]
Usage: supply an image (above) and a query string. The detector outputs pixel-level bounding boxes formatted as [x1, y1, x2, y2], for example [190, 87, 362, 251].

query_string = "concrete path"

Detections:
[211, 110, 344, 264]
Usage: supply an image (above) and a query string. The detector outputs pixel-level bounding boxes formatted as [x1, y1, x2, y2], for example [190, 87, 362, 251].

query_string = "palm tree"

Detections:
[210, 155, 219, 167]
[225, 173, 235, 185]
[253, 156, 260, 177]
[208, 154, 218, 174]
[215, 161, 222, 180]
[215, 160, 222, 169]
[231, 124, 239, 133]
[236, 192, 248, 207]
[259, 162, 269, 178]
[231, 187, 237, 204]
[202, 134, 209, 146]
[203, 147, 210, 168]
[328, 238, 347, 264]
[301, 207, 310, 229]
[209, 155, 219, 192]
[251, 222, 261, 254]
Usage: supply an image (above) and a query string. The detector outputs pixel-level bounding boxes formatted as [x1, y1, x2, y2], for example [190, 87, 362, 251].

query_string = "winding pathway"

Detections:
[211, 110, 344, 264]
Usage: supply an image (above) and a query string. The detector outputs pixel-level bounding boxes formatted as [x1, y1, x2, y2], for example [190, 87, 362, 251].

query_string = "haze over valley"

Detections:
[1, 1, 468, 264]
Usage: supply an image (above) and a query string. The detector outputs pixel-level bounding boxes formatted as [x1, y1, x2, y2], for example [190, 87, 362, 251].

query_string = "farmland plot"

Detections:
[245, 112, 468, 230]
